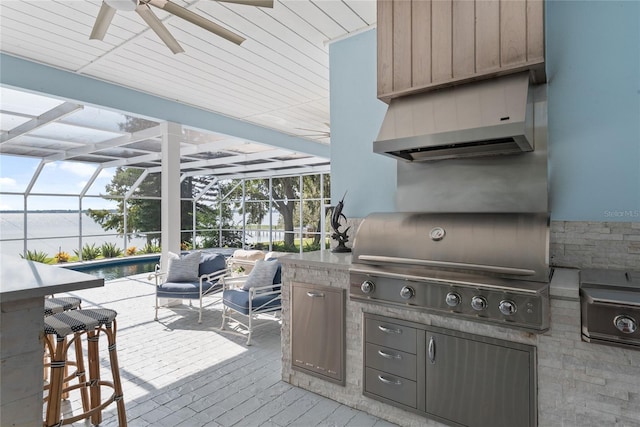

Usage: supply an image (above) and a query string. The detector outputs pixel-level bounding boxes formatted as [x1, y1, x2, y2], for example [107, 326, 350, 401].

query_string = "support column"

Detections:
[161, 122, 182, 270]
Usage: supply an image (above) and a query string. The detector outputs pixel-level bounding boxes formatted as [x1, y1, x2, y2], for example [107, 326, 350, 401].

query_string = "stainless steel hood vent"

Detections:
[374, 72, 534, 162]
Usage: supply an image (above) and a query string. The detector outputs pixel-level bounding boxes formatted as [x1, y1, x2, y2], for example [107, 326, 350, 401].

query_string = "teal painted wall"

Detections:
[329, 30, 395, 218]
[546, 0, 640, 221]
[329, 2, 640, 221]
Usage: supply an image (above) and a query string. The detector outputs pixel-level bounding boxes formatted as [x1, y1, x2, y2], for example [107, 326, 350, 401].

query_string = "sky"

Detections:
[0, 154, 116, 210]
[0, 86, 133, 211]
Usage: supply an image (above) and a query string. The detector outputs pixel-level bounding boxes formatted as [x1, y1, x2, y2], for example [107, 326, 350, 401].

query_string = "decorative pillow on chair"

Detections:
[241, 259, 280, 290]
[198, 252, 226, 276]
[166, 251, 201, 282]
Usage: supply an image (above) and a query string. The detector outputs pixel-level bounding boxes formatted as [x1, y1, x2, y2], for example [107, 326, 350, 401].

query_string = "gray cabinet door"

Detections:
[291, 282, 344, 384]
[425, 331, 534, 427]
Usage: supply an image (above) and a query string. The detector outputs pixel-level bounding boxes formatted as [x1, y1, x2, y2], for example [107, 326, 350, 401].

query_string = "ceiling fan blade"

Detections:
[148, 0, 246, 45]
[90, 2, 117, 40]
[136, 4, 185, 54]
[216, 0, 274, 8]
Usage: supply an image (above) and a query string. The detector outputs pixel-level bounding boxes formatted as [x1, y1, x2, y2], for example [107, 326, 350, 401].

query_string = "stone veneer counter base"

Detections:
[279, 251, 640, 427]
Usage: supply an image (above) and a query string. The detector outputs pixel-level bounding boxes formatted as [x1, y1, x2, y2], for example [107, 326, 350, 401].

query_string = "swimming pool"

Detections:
[64, 256, 160, 281]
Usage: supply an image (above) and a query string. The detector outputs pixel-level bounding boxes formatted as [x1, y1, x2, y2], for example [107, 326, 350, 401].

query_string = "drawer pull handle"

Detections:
[378, 375, 402, 386]
[378, 350, 401, 360]
[306, 292, 325, 298]
[378, 325, 402, 334]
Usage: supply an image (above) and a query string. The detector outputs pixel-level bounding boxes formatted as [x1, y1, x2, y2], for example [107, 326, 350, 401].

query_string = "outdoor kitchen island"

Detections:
[0, 257, 104, 427]
[280, 251, 640, 427]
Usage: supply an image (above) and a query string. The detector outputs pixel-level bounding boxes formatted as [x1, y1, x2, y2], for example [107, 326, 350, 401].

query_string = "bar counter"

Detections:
[0, 256, 104, 427]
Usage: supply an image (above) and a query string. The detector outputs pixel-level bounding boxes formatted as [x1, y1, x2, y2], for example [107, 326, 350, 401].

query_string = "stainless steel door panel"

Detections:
[365, 367, 417, 409]
[425, 332, 533, 427]
[291, 283, 345, 383]
[365, 343, 417, 380]
[365, 318, 417, 354]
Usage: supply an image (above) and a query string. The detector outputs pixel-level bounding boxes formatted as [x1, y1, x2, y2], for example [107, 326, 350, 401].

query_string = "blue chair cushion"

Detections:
[222, 289, 281, 315]
[157, 280, 221, 299]
[199, 252, 227, 276]
[270, 262, 282, 286]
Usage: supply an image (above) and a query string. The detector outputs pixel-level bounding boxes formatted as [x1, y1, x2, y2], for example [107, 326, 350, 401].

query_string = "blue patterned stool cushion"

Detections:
[44, 297, 82, 316]
[44, 309, 117, 337]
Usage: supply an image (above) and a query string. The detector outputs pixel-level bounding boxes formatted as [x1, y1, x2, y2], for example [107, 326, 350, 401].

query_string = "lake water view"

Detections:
[0, 211, 286, 259]
[0, 212, 150, 258]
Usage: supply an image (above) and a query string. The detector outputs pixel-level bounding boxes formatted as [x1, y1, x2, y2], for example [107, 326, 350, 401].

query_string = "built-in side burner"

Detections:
[580, 269, 640, 350]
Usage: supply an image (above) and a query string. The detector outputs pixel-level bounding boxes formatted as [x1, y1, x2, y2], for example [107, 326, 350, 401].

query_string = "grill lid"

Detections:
[352, 212, 550, 283]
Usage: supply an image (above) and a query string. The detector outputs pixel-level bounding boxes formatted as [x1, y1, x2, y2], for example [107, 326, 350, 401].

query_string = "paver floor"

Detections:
[49, 273, 396, 427]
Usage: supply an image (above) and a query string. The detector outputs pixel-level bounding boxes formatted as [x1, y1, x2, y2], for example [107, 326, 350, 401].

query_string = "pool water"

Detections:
[67, 260, 158, 281]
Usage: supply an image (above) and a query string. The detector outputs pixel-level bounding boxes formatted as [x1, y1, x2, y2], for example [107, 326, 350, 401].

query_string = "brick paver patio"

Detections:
[52, 273, 396, 427]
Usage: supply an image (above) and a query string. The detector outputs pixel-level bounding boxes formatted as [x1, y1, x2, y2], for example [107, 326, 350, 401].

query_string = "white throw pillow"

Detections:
[166, 251, 201, 282]
[241, 259, 280, 290]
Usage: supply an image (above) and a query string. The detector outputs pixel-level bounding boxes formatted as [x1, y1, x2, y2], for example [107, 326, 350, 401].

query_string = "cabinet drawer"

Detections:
[365, 318, 417, 354]
[364, 367, 417, 409]
[365, 343, 417, 380]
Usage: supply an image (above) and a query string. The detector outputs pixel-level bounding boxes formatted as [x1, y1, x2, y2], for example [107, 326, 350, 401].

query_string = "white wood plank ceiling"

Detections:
[0, 0, 376, 178]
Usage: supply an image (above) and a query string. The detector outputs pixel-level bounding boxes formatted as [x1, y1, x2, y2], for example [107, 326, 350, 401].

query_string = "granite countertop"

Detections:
[0, 256, 104, 302]
[548, 268, 580, 300]
[279, 250, 352, 271]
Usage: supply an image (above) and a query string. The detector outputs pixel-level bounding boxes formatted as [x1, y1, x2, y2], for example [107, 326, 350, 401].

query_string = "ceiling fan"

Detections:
[90, 0, 273, 54]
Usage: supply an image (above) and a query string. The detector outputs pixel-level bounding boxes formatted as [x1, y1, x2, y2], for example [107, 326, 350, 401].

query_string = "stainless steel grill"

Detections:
[349, 212, 552, 332]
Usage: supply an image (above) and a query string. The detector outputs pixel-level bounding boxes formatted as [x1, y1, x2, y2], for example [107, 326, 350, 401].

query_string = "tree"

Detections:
[190, 177, 243, 248]
[224, 174, 330, 250]
[301, 174, 330, 246]
[89, 113, 330, 250]
[87, 167, 162, 245]
[88, 171, 240, 248]
[88, 117, 194, 247]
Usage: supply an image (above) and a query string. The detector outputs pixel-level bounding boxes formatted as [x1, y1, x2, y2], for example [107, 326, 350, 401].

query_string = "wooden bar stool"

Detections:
[44, 308, 127, 427]
[44, 297, 82, 316]
[43, 297, 83, 391]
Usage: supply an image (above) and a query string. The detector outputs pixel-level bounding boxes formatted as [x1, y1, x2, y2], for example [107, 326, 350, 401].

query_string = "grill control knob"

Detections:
[614, 315, 637, 334]
[445, 292, 461, 307]
[361, 280, 375, 294]
[471, 296, 488, 311]
[499, 300, 518, 316]
[400, 286, 415, 300]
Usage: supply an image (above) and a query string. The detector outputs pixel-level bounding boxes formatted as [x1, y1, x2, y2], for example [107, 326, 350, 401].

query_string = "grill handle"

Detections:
[358, 255, 536, 276]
